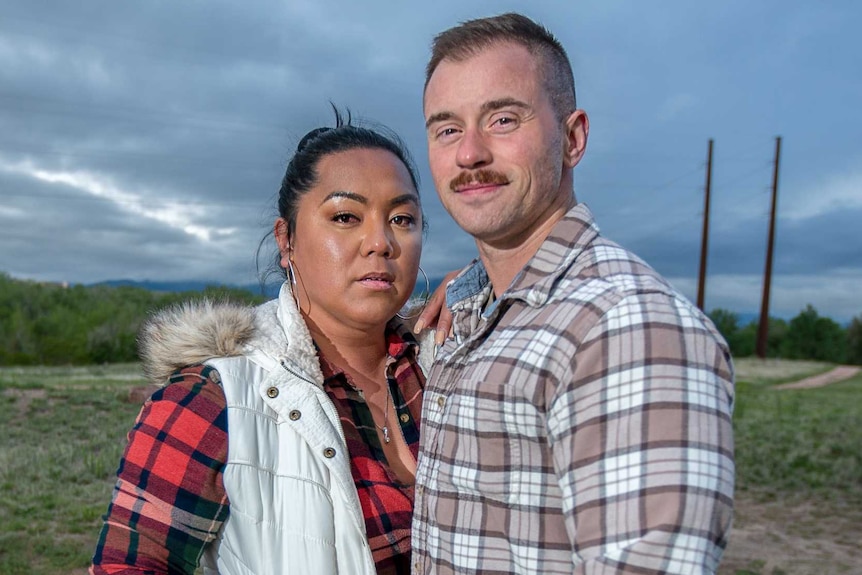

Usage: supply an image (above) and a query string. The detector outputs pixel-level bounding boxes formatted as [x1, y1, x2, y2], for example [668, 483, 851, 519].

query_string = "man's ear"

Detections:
[274, 218, 291, 268]
[562, 109, 589, 169]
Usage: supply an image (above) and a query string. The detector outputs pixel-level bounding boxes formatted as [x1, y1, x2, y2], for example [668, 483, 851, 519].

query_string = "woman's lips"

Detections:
[358, 273, 395, 290]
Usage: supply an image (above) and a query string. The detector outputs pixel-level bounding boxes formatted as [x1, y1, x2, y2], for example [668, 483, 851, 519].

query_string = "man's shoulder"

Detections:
[531, 203, 681, 308]
[560, 235, 679, 304]
[550, 235, 728, 349]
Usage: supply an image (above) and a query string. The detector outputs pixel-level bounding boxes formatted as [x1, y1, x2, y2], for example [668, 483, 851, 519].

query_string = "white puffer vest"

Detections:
[139, 282, 435, 575]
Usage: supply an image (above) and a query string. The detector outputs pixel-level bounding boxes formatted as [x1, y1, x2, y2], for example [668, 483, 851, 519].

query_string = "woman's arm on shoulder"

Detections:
[413, 269, 461, 347]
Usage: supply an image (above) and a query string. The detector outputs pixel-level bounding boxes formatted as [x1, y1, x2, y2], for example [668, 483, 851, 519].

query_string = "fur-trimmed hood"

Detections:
[138, 281, 433, 387]
[137, 298, 254, 386]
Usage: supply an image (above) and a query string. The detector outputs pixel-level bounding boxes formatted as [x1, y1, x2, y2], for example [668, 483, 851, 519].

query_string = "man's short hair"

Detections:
[425, 12, 577, 118]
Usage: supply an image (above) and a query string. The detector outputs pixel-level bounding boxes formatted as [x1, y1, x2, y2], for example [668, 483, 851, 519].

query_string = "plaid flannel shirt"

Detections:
[319, 326, 425, 574]
[90, 365, 228, 574]
[412, 203, 735, 575]
[92, 328, 424, 575]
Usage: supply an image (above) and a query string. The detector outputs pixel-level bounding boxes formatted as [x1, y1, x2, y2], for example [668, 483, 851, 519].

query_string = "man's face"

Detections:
[423, 42, 586, 250]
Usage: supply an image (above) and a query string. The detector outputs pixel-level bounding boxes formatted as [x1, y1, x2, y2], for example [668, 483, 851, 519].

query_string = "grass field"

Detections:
[0, 364, 145, 574]
[1, 359, 860, 574]
[732, 358, 862, 496]
[721, 359, 862, 575]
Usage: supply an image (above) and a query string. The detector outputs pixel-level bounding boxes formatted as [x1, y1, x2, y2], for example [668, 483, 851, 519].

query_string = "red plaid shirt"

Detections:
[91, 328, 425, 575]
[90, 365, 229, 574]
[319, 330, 425, 574]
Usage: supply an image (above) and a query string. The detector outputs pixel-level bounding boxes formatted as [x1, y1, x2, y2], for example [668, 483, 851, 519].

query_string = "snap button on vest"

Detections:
[399, 413, 410, 423]
[289, 409, 301, 421]
[323, 447, 336, 458]
[266, 387, 279, 398]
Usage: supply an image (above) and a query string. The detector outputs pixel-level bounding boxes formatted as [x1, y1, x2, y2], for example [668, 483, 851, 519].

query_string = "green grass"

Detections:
[0, 364, 145, 575]
[718, 359, 862, 575]
[2, 360, 861, 574]
[733, 360, 862, 498]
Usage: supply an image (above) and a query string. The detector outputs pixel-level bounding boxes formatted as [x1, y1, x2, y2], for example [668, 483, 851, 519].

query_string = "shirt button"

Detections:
[266, 387, 279, 398]
[416, 485, 424, 495]
[399, 413, 410, 423]
[437, 396, 445, 408]
[323, 447, 337, 458]
[289, 409, 301, 421]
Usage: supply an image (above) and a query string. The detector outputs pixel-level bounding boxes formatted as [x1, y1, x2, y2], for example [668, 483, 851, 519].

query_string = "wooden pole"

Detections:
[756, 136, 782, 358]
[697, 139, 714, 310]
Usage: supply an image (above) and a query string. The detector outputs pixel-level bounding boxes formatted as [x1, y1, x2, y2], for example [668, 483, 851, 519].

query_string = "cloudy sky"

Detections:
[1, 1, 860, 322]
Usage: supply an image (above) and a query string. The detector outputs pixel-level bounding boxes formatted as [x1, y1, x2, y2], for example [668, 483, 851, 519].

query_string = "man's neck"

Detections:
[477, 198, 575, 298]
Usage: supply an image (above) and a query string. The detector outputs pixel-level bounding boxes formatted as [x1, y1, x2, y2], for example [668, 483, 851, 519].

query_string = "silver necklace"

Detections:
[376, 383, 394, 444]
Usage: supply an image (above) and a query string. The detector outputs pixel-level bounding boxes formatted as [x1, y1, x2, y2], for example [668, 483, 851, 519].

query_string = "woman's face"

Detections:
[276, 147, 423, 334]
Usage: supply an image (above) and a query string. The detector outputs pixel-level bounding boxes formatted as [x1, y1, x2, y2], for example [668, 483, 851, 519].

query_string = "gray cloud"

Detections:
[1, 0, 860, 322]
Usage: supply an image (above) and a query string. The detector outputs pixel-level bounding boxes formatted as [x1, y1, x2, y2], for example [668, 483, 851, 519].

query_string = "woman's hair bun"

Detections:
[296, 127, 332, 153]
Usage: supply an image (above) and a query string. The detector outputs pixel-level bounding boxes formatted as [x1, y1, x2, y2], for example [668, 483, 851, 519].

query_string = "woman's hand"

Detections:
[413, 270, 460, 347]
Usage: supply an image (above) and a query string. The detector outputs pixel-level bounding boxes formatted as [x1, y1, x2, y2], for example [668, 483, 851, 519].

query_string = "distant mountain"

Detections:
[735, 312, 761, 326]
[88, 279, 278, 297]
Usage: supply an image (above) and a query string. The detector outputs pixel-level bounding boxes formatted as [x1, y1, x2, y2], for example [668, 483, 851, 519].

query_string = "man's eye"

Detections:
[437, 127, 459, 139]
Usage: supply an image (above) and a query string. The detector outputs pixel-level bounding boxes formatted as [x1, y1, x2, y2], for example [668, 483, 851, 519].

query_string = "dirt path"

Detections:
[772, 365, 861, 390]
[720, 491, 862, 575]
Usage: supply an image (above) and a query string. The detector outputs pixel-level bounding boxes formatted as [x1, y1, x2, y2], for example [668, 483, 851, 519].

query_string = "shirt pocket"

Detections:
[433, 375, 548, 506]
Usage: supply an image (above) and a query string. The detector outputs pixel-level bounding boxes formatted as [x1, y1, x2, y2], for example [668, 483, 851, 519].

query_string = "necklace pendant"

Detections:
[382, 426, 391, 444]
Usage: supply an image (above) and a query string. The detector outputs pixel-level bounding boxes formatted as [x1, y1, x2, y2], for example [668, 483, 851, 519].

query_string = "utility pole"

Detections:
[756, 136, 782, 358]
[697, 139, 714, 311]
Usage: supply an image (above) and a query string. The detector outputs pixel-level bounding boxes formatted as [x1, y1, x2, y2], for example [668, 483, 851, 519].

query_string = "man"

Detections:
[412, 13, 735, 575]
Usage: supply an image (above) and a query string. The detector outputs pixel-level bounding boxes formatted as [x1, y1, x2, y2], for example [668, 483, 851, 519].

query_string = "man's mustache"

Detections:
[449, 170, 508, 192]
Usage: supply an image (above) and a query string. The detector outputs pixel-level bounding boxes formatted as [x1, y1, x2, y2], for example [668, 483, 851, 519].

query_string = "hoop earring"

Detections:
[286, 258, 296, 288]
[286, 256, 301, 309]
[396, 266, 431, 320]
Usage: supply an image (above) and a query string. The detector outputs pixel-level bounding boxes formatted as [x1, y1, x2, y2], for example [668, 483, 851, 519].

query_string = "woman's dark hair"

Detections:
[258, 106, 422, 285]
[278, 106, 421, 237]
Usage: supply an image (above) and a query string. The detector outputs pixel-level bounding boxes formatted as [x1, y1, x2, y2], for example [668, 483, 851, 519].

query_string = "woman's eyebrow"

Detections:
[320, 190, 366, 206]
[320, 191, 419, 208]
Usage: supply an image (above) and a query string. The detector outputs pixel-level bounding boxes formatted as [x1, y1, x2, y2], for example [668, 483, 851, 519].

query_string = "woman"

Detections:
[90, 112, 436, 575]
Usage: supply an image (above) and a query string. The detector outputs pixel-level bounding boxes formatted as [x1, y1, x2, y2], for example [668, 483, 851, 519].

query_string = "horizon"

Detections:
[4, 271, 846, 326]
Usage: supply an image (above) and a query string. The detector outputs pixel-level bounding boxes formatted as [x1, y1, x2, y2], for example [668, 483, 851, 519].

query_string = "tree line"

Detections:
[709, 305, 862, 365]
[0, 273, 266, 366]
[1, 272, 860, 366]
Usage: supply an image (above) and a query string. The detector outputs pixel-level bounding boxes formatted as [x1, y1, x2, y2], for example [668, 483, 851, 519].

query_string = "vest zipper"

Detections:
[278, 359, 349, 447]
